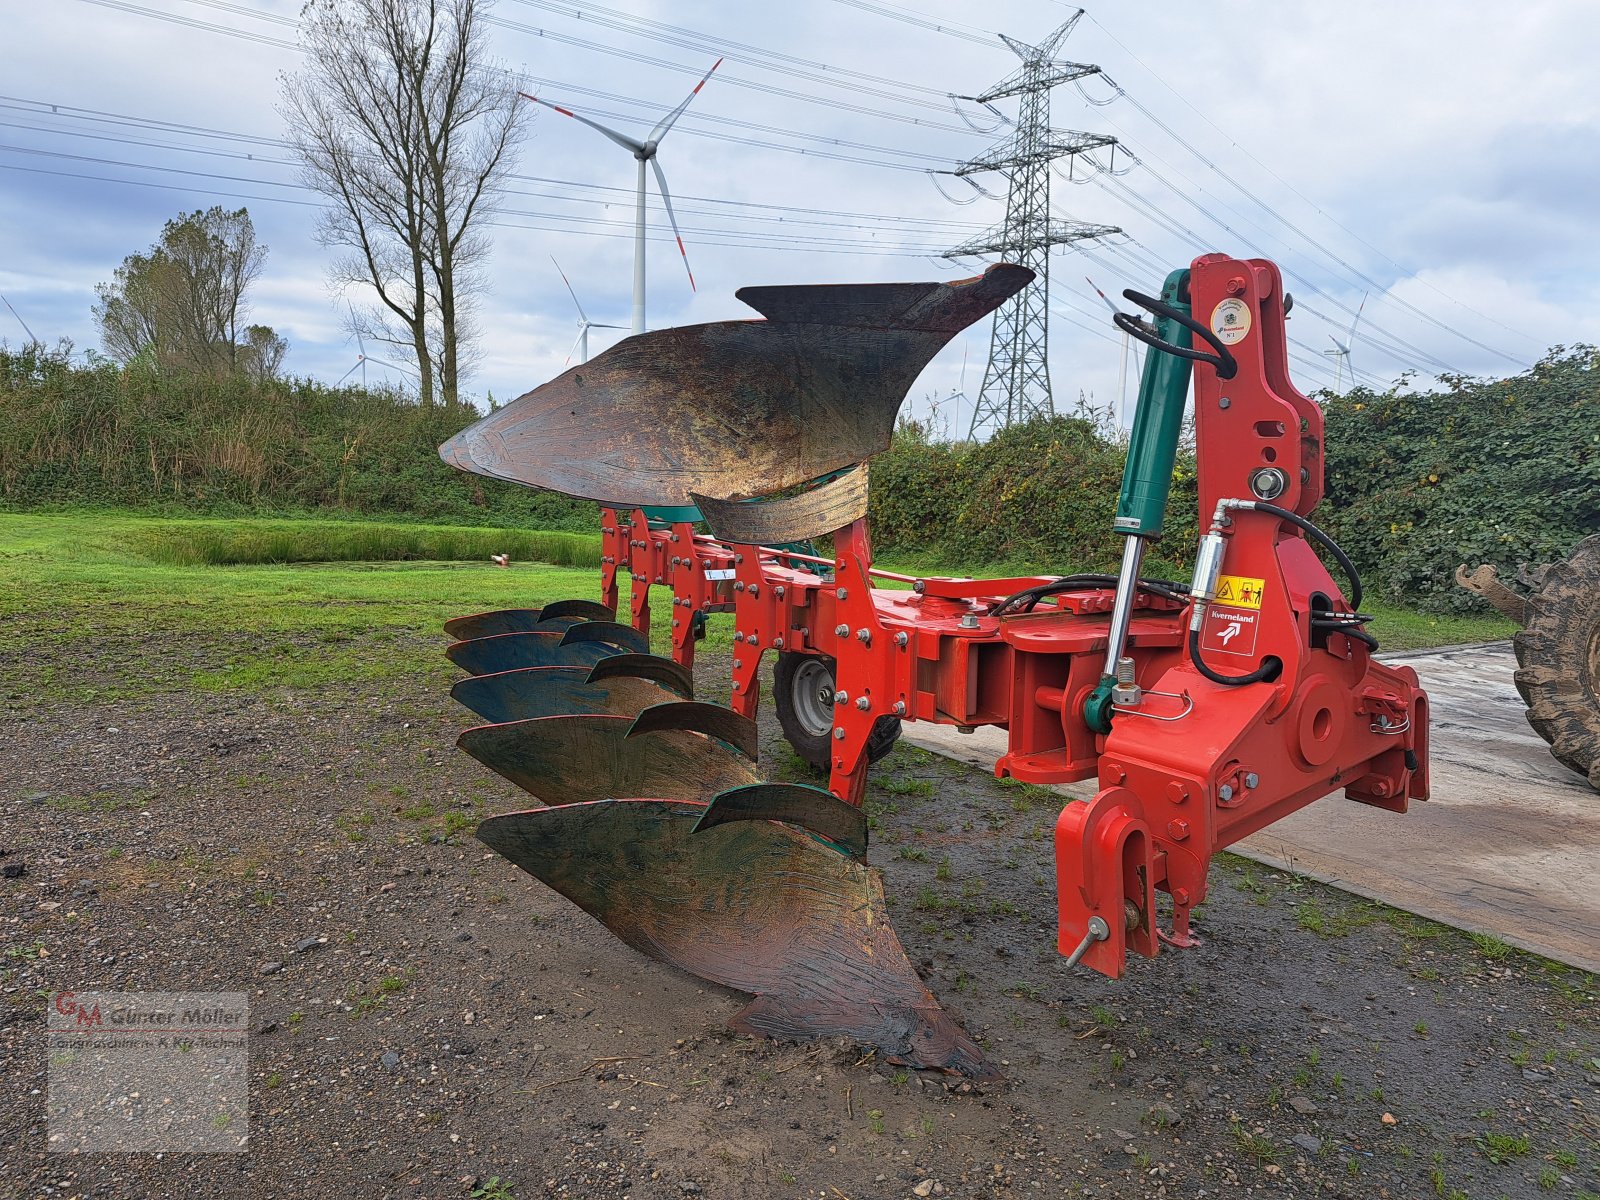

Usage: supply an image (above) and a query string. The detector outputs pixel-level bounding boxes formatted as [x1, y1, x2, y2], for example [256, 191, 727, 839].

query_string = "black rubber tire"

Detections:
[1512, 534, 1600, 791]
[772, 651, 901, 772]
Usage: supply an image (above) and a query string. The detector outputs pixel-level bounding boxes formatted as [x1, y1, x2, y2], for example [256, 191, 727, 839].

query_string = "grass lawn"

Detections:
[0, 512, 610, 702]
[0, 511, 1516, 705]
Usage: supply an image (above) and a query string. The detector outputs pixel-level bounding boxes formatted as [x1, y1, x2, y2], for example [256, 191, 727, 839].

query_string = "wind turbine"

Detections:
[1323, 292, 1368, 394]
[552, 256, 625, 365]
[337, 301, 415, 387]
[1087, 277, 1141, 429]
[520, 57, 722, 336]
[1, 293, 39, 346]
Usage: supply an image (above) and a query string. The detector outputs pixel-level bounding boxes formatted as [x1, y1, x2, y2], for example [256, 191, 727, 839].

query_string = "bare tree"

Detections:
[94, 207, 278, 377]
[239, 325, 290, 384]
[280, 0, 525, 406]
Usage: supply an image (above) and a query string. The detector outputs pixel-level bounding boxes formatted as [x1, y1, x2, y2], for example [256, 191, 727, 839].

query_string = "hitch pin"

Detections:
[1062, 916, 1110, 970]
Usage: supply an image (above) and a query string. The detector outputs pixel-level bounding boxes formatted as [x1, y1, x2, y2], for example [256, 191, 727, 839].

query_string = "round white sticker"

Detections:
[1211, 297, 1252, 346]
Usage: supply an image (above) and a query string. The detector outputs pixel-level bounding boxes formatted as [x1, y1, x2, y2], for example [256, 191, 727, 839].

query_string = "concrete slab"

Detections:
[901, 641, 1600, 973]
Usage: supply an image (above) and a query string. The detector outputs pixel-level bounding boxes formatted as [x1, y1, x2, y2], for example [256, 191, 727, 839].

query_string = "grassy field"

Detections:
[0, 511, 1516, 706]
[0, 512, 610, 702]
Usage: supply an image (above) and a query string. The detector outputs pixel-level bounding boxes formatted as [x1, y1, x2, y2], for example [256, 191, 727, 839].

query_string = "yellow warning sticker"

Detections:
[1215, 575, 1267, 610]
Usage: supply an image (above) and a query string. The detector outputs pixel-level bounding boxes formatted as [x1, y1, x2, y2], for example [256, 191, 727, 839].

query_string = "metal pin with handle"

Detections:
[1062, 916, 1111, 970]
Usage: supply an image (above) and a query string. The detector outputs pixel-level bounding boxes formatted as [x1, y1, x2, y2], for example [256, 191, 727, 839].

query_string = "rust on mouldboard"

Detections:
[477, 799, 998, 1079]
[438, 265, 1032, 509]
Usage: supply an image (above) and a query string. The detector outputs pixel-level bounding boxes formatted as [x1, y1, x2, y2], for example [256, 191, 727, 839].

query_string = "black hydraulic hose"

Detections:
[1188, 626, 1283, 687]
[988, 574, 1191, 617]
[1249, 501, 1364, 612]
[1186, 498, 1375, 685]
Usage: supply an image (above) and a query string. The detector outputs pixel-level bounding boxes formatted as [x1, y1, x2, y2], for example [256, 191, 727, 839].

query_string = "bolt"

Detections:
[671, 555, 681, 566]
[856, 628, 871, 644]
[735, 554, 744, 565]
[894, 631, 909, 648]
[912, 580, 926, 594]
[734, 632, 745, 644]
[892, 701, 906, 716]
[774, 586, 786, 599]
[855, 696, 870, 711]
[1244, 772, 1260, 789]
[1219, 397, 1231, 410]
[1371, 780, 1391, 798]
[1173, 887, 1190, 906]
[1226, 275, 1246, 296]
[834, 623, 849, 637]
[773, 637, 785, 649]
[672, 619, 680, 628]
[836, 587, 848, 600]
[750, 585, 760, 598]
[1218, 783, 1235, 802]
[833, 727, 846, 740]
[960, 613, 979, 629]
[1167, 819, 1191, 841]
[734, 581, 745, 592]
[1166, 782, 1189, 805]
[1105, 763, 1126, 785]
[833, 690, 848, 705]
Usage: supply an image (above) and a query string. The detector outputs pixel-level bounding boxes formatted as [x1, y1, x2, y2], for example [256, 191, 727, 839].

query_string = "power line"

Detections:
[1080, 10, 1543, 355]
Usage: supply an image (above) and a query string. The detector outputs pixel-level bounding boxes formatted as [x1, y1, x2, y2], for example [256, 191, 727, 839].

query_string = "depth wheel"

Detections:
[1513, 534, 1600, 791]
[772, 651, 901, 772]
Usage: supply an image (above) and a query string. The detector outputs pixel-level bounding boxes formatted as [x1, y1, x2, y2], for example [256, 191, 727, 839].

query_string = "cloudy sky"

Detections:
[2, 0, 1596, 434]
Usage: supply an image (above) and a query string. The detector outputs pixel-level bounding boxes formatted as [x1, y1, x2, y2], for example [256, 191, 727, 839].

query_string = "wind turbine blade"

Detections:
[1, 294, 38, 343]
[650, 158, 697, 291]
[1328, 334, 1344, 352]
[647, 57, 722, 145]
[551, 255, 589, 323]
[336, 361, 361, 385]
[1346, 291, 1368, 343]
[590, 322, 629, 330]
[1084, 276, 1119, 316]
[346, 299, 365, 356]
[520, 93, 645, 155]
[564, 328, 585, 368]
[368, 355, 418, 377]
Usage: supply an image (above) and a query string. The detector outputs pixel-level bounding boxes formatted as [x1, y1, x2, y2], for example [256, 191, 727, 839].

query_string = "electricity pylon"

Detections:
[944, 10, 1120, 439]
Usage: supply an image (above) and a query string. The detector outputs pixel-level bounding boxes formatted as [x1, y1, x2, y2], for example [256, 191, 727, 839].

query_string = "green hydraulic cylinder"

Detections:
[1084, 269, 1195, 734]
[1113, 269, 1195, 540]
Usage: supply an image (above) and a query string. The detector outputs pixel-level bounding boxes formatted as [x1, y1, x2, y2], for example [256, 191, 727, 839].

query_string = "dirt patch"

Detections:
[1, 636, 1596, 1200]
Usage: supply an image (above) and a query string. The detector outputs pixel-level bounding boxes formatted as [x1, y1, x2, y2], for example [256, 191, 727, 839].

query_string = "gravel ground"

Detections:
[1, 635, 1596, 1200]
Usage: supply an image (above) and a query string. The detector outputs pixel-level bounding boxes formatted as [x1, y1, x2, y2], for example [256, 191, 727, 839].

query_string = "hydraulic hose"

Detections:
[1188, 625, 1283, 687]
[1186, 499, 1372, 686]
[1248, 501, 1364, 612]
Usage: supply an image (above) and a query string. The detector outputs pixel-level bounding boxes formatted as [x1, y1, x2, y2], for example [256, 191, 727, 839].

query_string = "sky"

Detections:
[2, 0, 1598, 436]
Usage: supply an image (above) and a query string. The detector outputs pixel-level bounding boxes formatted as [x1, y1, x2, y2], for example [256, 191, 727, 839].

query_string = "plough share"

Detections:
[439, 254, 1430, 1081]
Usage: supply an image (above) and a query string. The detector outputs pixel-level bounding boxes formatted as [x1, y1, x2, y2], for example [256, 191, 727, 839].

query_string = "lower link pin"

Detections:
[1063, 915, 1111, 969]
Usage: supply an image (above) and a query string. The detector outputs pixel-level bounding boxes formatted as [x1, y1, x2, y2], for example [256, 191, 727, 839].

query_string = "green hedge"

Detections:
[0, 344, 591, 530]
[869, 416, 1199, 579]
[1321, 346, 1600, 613]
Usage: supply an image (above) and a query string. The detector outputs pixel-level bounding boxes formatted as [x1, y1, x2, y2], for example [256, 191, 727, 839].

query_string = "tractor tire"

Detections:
[1512, 534, 1600, 791]
[773, 651, 901, 772]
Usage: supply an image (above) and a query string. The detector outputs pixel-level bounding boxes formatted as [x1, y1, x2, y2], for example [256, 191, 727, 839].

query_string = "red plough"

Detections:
[439, 254, 1429, 1078]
